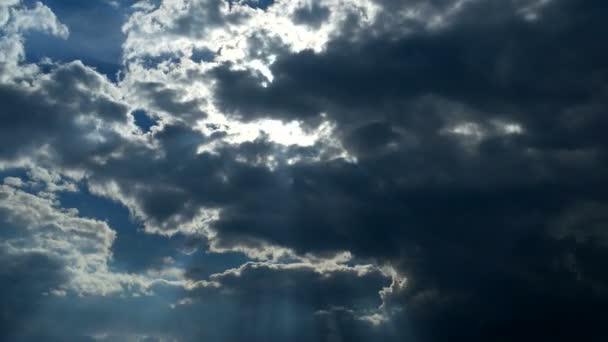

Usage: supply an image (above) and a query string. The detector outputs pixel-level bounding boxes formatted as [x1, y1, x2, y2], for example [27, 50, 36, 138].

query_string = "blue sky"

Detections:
[23, 0, 129, 79]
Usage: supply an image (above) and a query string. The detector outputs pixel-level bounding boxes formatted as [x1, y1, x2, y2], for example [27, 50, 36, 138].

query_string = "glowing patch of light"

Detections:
[200, 113, 334, 147]
[502, 123, 523, 134]
[449, 122, 484, 138]
[518, 0, 552, 22]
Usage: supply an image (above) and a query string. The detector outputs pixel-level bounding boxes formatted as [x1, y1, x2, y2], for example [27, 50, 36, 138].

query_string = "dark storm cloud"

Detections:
[3, 0, 608, 341]
[238, 0, 275, 10]
[0, 224, 395, 341]
[52, 3, 606, 334]
[0, 251, 67, 341]
[86, 126, 289, 231]
[210, 62, 326, 121]
[212, 0, 607, 145]
[171, 0, 243, 36]
[199, 0, 608, 341]
[292, 3, 331, 28]
[0, 61, 128, 164]
[203, 262, 389, 310]
[134, 81, 207, 122]
[177, 262, 402, 342]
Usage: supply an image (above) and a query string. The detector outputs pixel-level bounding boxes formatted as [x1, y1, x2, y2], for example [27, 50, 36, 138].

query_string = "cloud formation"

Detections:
[1, 0, 608, 341]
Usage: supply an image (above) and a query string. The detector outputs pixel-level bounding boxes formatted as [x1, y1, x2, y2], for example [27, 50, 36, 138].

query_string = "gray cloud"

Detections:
[0, 61, 128, 165]
[292, 2, 331, 28]
[2, 0, 608, 341]
[133, 81, 207, 123]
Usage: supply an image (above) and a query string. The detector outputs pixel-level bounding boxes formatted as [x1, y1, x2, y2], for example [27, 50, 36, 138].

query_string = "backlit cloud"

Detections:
[1, 0, 608, 341]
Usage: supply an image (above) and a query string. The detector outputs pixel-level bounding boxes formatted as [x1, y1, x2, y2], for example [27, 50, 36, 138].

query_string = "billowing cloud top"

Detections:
[1, 0, 608, 341]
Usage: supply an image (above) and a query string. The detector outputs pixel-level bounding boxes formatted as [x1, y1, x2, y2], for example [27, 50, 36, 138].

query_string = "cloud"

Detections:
[2, 0, 608, 341]
[0, 175, 397, 340]
[131, 81, 207, 123]
[3, 1, 68, 38]
[0, 61, 129, 166]
[119, 1, 608, 340]
[0, 181, 156, 296]
[292, 2, 331, 28]
[0, 0, 68, 80]
[199, 261, 389, 309]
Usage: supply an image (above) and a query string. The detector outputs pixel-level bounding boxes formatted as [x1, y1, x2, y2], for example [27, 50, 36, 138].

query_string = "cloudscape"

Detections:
[1, 0, 607, 341]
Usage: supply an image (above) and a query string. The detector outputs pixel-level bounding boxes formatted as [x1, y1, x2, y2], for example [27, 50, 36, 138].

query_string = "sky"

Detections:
[1, 0, 607, 341]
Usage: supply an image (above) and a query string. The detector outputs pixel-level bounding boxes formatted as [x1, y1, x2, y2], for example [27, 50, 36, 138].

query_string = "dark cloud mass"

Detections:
[1, 0, 608, 341]
[0, 61, 128, 163]
[292, 3, 331, 28]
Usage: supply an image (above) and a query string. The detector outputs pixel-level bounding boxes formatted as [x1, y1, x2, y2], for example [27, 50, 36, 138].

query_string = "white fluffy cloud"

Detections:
[118, 0, 377, 153]
[0, 181, 147, 295]
[0, 0, 68, 81]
